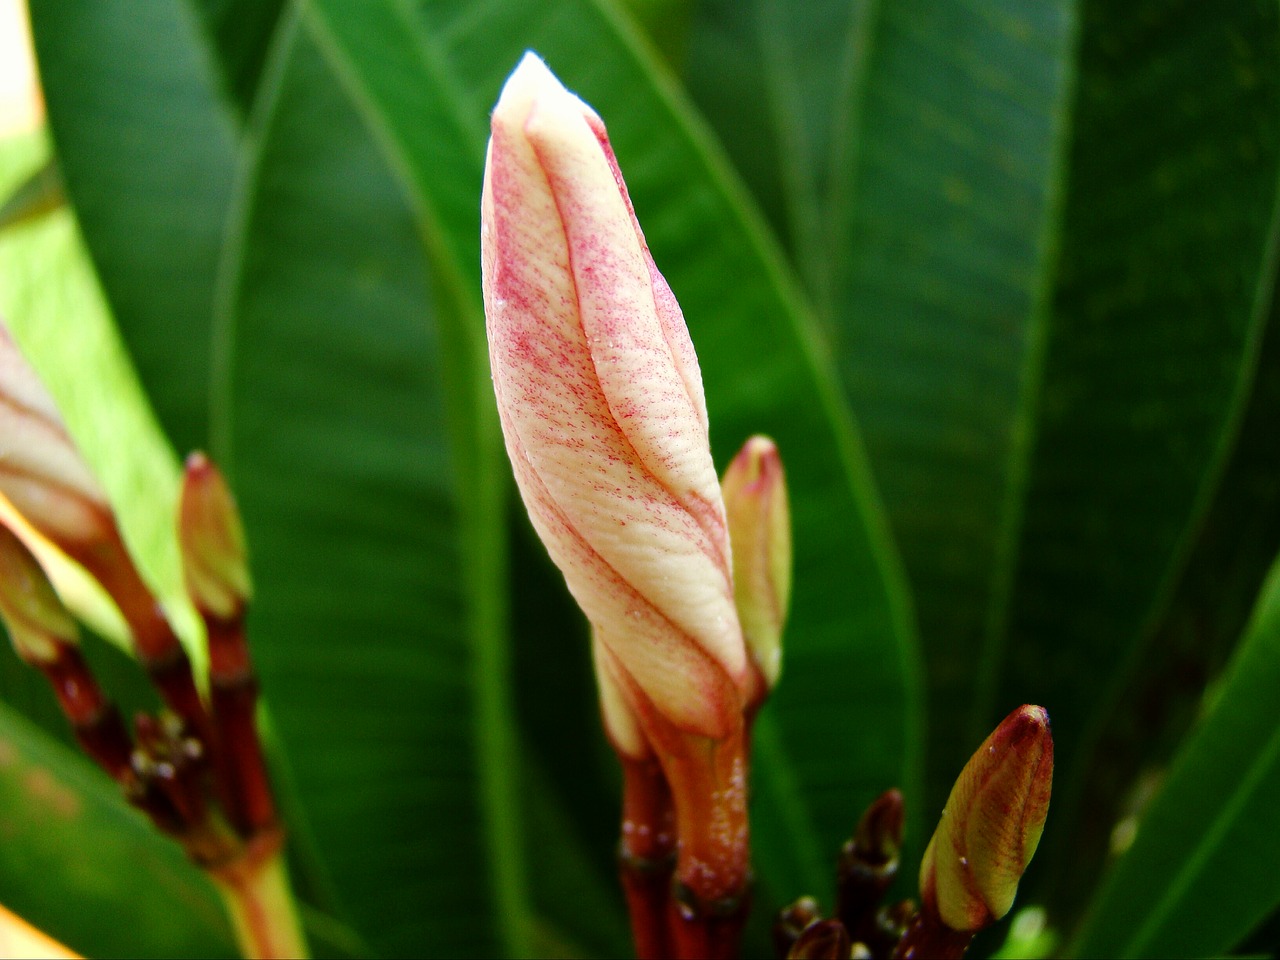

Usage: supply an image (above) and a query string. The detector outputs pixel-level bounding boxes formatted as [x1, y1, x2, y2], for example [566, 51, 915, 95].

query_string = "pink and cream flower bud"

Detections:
[0, 522, 79, 665]
[482, 53, 747, 739]
[0, 324, 117, 552]
[0, 322, 179, 664]
[721, 436, 791, 702]
[919, 705, 1054, 933]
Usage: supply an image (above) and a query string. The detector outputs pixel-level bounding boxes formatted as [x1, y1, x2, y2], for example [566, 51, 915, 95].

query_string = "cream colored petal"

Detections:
[0, 325, 112, 547]
[483, 55, 744, 691]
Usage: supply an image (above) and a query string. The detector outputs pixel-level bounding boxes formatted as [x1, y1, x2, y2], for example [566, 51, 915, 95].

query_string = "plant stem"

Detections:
[211, 844, 309, 960]
[618, 756, 676, 960]
[891, 907, 971, 960]
[659, 725, 752, 960]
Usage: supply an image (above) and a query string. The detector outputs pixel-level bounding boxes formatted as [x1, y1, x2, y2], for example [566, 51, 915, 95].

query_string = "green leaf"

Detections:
[687, 0, 1079, 816]
[302, 0, 923, 923]
[189, 0, 287, 119]
[825, 0, 1078, 810]
[0, 155, 64, 232]
[1069, 555, 1280, 959]
[28, 0, 243, 453]
[0, 132, 203, 673]
[0, 701, 234, 959]
[1054, 285, 1280, 919]
[997, 0, 1280, 902]
[213, 14, 525, 955]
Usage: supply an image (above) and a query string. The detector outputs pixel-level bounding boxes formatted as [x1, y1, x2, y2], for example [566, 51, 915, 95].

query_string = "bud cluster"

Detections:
[0, 324, 277, 869]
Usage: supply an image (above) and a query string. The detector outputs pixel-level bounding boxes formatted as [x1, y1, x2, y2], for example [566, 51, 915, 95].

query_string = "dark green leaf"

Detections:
[825, 0, 1077, 810]
[190, 0, 287, 119]
[0, 701, 234, 959]
[1069, 555, 1280, 958]
[1056, 281, 1280, 920]
[28, 0, 243, 452]
[999, 0, 1280, 905]
[214, 13, 525, 955]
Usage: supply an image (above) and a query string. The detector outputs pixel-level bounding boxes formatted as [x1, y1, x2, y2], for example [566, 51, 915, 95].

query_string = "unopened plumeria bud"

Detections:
[919, 705, 1053, 934]
[721, 435, 791, 704]
[0, 325, 117, 552]
[484, 53, 754, 955]
[0, 522, 78, 664]
[483, 52, 748, 739]
[179, 453, 252, 622]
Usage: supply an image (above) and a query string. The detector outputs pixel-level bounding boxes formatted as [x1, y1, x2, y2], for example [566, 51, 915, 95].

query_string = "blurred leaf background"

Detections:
[1, 1, 1279, 958]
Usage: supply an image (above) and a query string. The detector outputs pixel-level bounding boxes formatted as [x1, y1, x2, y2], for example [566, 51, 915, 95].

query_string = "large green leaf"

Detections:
[302, 0, 923, 922]
[1054, 286, 1280, 921]
[999, 0, 1280, 903]
[824, 0, 1078, 812]
[1069, 555, 1280, 958]
[0, 701, 234, 959]
[190, 0, 287, 120]
[213, 13, 527, 955]
[686, 0, 1080, 817]
[684, 5, 1280, 888]
[28, 0, 242, 453]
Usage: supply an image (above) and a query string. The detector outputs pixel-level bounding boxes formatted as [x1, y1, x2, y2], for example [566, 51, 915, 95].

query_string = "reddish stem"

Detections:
[655, 723, 752, 960]
[37, 642, 133, 779]
[892, 907, 972, 960]
[77, 535, 213, 746]
[618, 756, 676, 960]
[206, 614, 276, 836]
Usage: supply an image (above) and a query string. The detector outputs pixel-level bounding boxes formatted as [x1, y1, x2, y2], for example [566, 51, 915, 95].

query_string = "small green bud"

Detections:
[721, 435, 791, 694]
[0, 523, 77, 664]
[178, 453, 252, 620]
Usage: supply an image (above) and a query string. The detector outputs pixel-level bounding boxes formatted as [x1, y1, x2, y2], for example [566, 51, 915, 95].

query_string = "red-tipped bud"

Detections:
[850, 787, 905, 868]
[0, 523, 78, 664]
[919, 705, 1053, 933]
[721, 436, 791, 697]
[178, 453, 252, 621]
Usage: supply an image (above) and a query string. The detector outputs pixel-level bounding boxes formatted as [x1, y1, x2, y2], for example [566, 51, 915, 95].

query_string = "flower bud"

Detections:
[919, 705, 1053, 933]
[482, 52, 746, 738]
[721, 435, 791, 694]
[0, 324, 116, 551]
[178, 452, 252, 621]
[0, 323, 180, 663]
[0, 522, 78, 664]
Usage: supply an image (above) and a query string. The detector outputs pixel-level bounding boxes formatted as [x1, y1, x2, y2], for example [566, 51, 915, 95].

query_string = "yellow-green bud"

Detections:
[919, 705, 1054, 932]
[0, 523, 78, 664]
[178, 452, 252, 620]
[721, 435, 791, 692]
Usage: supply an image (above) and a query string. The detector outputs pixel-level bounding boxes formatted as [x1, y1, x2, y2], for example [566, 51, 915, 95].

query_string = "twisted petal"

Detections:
[483, 54, 746, 736]
[0, 325, 114, 549]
